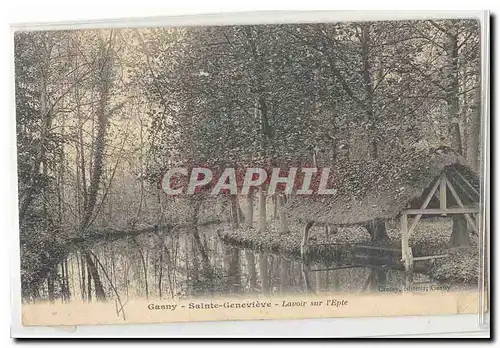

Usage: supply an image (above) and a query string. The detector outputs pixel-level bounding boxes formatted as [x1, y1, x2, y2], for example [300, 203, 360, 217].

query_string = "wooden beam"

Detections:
[440, 174, 447, 210]
[301, 262, 313, 293]
[403, 207, 479, 215]
[448, 174, 477, 203]
[413, 254, 449, 261]
[413, 281, 433, 285]
[309, 265, 365, 272]
[445, 180, 479, 235]
[405, 271, 413, 288]
[354, 245, 401, 252]
[301, 221, 314, 256]
[406, 247, 413, 272]
[408, 176, 442, 236]
[400, 213, 409, 266]
[408, 217, 420, 237]
[425, 176, 443, 207]
[452, 168, 480, 197]
[433, 190, 440, 202]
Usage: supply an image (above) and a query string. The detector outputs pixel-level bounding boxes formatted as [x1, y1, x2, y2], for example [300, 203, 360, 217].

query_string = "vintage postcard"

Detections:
[12, 11, 489, 331]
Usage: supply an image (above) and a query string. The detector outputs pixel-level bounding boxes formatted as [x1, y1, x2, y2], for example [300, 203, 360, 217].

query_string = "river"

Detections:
[26, 224, 442, 304]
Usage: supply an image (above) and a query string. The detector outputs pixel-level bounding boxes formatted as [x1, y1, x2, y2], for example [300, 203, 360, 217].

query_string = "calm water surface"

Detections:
[31, 224, 440, 303]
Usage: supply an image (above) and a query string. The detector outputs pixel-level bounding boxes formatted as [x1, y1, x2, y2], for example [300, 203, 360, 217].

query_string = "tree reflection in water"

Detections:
[26, 225, 430, 304]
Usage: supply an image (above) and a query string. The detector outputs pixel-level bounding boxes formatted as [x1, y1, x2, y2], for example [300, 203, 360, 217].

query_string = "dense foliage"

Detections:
[14, 19, 482, 300]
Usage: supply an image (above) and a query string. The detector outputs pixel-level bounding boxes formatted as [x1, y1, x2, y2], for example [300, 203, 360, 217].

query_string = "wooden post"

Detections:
[407, 247, 413, 272]
[440, 174, 447, 212]
[400, 214, 407, 263]
[405, 269, 414, 289]
[446, 180, 479, 235]
[408, 176, 442, 236]
[301, 221, 314, 257]
[400, 213, 412, 272]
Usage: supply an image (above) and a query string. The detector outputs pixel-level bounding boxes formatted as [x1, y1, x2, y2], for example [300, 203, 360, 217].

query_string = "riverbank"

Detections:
[218, 218, 479, 284]
[71, 219, 226, 245]
[22, 218, 227, 300]
[20, 232, 69, 300]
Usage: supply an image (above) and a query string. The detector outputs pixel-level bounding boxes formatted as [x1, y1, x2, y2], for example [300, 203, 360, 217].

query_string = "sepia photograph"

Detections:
[12, 12, 488, 328]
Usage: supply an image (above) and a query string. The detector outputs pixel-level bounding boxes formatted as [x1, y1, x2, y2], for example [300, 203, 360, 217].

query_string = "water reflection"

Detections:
[26, 225, 430, 303]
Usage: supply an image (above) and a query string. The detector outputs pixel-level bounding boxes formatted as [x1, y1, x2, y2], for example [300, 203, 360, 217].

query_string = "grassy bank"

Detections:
[427, 247, 480, 284]
[218, 222, 371, 257]
[219, 217, 480, 284]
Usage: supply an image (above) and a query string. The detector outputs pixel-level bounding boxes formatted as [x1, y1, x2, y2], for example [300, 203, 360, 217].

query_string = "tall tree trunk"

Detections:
[258, 189, 267, 232]
[19, 38, 52, 224]
[360, 23, 378, 159]
[84, 253, 106, 301]
[47, 269, 55, 303]
[277, 194, 289, 234]
[445, 24, 463, 155]
[79, 36, 113, 232]
[442, 23, 469, 246]
[231, 248, 241, 291]
[259, 253, 269, 294]
[450, 215, 470, 247]
[234, 196, 245, 225]
[134, 116, 146, 224]
[76, 76, 88, 216]
[360, 24, 388, 240]
[222, 244, 232, 287]
[75, 33, 115, 303]
[57, 104, 66, 229]
[80, 254, 86, 301]
[158, 246, 163, 299]
[86, 262, 92, 302]
[229, 195, 239, 229]
[365, 218, 388, 241]
[279, 257, 290, 293]
[138, 249, 149, 299]
[272, 195, 277, 219]
[468, 73, 481, 172]
[224, 246, 241, 292]
[61, 260, 70, 302]
[191, 198, 212, 278]
[244, 27, 273, 158]
[245, 251, 257, 289]
[246, 192, 254, 228]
